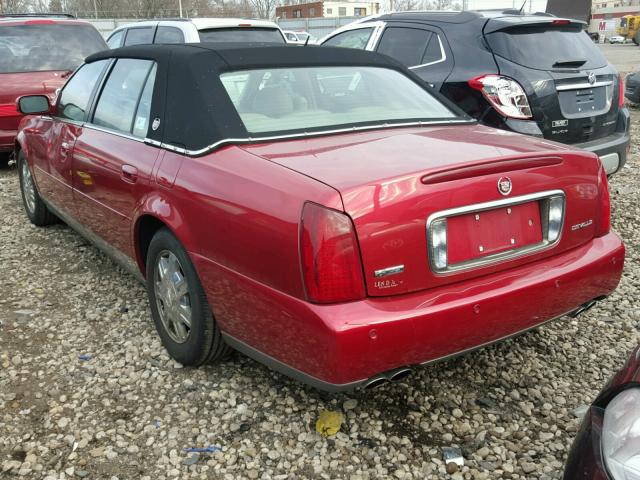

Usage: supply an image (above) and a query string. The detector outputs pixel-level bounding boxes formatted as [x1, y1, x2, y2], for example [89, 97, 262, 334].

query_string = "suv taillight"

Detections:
[619, 75, 625, 107]
[468, 75, 532, 119]
[300, 202, 365, 304]
[595, 166, 611, 237]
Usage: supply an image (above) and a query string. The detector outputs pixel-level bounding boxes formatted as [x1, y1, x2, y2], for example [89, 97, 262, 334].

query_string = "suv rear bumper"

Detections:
[505, 108, 630, 175]
[574, 107, 630, 175]
[195, 232, 624, 391]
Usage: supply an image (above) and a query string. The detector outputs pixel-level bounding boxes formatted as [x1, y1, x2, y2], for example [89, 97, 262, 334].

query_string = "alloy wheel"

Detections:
[153, 250, 192, 344]
[21, 160, 37, 215]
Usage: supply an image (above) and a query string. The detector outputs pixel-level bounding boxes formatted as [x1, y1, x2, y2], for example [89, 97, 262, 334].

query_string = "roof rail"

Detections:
[0, 13, 76, 19]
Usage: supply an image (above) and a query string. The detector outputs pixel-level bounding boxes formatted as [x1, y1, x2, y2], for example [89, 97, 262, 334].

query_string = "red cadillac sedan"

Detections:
[14, 44, 625, 391]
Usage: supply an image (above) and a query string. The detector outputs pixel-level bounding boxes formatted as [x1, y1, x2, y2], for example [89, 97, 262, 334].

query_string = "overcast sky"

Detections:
[465, 0, 548, 12]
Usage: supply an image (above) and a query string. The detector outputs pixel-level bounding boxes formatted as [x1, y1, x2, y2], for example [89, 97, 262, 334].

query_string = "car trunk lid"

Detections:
[243, 125, 603, 297]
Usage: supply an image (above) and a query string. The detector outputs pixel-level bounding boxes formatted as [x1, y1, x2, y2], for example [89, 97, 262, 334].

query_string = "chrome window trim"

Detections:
[84, 123, 146, 143]
[143, 118, 473, 156]
[409, 35, 446, 70]
[426, 190, 566, 275]
[556, 80, 613, 91]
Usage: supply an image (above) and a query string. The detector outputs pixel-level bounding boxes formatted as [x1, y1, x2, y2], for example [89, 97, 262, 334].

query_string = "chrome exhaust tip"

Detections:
[363, 376, 388, 390]
[388, 367, 412, 382]
[569, 299, 599, 318]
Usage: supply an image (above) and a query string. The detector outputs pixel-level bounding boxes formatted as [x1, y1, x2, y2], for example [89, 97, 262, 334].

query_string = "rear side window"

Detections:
[155, 26, 184, 44]
[124, 27, 154, 46]
[377, 27, 434, 67]
[323, 28, 372, 49]
[107, 30, 123, 48]
[58, 60, 109, 122]
[486, 26, 608, 70]
[92, 59, 156, 136]
[198, 28, 285, 43]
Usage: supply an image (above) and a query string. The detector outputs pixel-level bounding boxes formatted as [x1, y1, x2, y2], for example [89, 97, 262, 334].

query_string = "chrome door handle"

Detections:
[121, 164, 138, 183]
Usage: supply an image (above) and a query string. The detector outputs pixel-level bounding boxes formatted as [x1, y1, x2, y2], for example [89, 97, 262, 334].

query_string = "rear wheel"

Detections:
[18, 150, 57, 226]
[146, 228, 231, 366]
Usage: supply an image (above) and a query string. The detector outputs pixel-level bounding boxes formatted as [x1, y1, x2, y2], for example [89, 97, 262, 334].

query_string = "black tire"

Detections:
[146, 228, 231, 366]
[18, 150, 57, 226]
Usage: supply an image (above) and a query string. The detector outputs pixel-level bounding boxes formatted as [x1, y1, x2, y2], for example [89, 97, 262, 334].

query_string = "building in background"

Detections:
[590, 0, 640, 36]
[276, 1, 380, 18]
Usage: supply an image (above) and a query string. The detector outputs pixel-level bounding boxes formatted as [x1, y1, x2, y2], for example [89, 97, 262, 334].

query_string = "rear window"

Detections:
[486, 26, 608, 71]
[0, 24, 106, 73]
[220, 66, 457, 135]
[198, 27, 285, 43]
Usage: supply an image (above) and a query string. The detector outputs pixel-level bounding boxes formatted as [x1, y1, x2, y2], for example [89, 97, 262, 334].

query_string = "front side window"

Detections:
[107, 30, 124, 49]
[220, 66, 457, 135]
[323, 28, 372, 49]
[92, 59, 156, 136]
[0, 24, 106, 74]
[124, 27, 154, 46]
[58, 60, 109, 122]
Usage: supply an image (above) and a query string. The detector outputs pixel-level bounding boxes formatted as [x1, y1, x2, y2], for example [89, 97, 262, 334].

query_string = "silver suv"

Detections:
[106, 18, 286, 48]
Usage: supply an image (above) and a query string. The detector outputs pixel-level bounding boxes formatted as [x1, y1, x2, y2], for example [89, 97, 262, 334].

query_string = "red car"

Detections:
[15, 44, 624, 391]
[0, 14, 107, 166]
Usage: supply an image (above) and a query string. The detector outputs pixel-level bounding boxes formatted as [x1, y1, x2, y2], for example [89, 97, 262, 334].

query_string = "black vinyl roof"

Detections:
[86, 43, 411, 71]
[84, 44, 466, 154]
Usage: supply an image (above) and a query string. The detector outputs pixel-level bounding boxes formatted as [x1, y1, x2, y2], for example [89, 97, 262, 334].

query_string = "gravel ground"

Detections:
[1, 106, 640, 480]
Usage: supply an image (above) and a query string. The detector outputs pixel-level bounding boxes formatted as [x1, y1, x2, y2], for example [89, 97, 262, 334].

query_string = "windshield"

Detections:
[486, 26, 608, 71]
[0, 24, 107, 74]
[198, 27, 285, 43]
[220, 66, 457, 134]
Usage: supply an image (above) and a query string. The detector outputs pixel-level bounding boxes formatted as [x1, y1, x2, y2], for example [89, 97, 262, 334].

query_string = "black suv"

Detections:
[321, 10, 630, 175]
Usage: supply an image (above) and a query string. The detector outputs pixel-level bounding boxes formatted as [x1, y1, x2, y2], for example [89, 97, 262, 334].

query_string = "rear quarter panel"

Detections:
[143, 144, 343, 304]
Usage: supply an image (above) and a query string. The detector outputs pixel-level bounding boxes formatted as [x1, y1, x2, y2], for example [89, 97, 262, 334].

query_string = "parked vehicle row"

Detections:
[0, 10, 632, 477]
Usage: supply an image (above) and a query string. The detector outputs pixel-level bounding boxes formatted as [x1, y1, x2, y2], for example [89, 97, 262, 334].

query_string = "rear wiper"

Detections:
[552, 59, 587, 68]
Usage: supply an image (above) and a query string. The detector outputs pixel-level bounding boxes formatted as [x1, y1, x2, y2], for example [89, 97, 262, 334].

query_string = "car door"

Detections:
[36, 60, 110, 214]
[71, 58, 160, 257]
[373, 24, 454, 90]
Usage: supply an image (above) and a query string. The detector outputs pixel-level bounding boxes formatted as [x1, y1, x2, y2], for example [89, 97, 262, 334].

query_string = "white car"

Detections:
[106, 18, 286, 48]
[283, 30, 314, 44]
[608, 35, 626, 44]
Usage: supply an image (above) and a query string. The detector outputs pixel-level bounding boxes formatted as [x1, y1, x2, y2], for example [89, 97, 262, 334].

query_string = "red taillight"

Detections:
[619, 75, 625, 107]
[0, 103, 19, 117]
[468, 75, 532, 119]
[595, 166, 611, 237]
[300, 202, 365, 304]
[552, 19, 571, 25]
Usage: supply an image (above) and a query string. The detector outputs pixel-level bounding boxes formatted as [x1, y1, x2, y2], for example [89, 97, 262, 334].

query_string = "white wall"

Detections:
[464, 0, 548, 12]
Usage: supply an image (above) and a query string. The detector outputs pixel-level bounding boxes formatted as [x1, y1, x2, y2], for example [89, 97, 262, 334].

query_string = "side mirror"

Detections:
[18, 95, 50, 115]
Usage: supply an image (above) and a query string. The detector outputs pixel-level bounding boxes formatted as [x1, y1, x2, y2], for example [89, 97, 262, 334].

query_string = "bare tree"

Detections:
[248, 0, 275, 18]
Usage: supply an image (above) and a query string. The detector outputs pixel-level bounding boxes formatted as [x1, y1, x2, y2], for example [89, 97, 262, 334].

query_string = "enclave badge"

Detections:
[497, 177, 512, 196]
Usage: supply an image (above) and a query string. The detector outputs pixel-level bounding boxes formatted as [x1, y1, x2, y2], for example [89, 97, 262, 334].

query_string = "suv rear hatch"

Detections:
[244, 125, 607, 298]
[483, 18, 622, 145]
